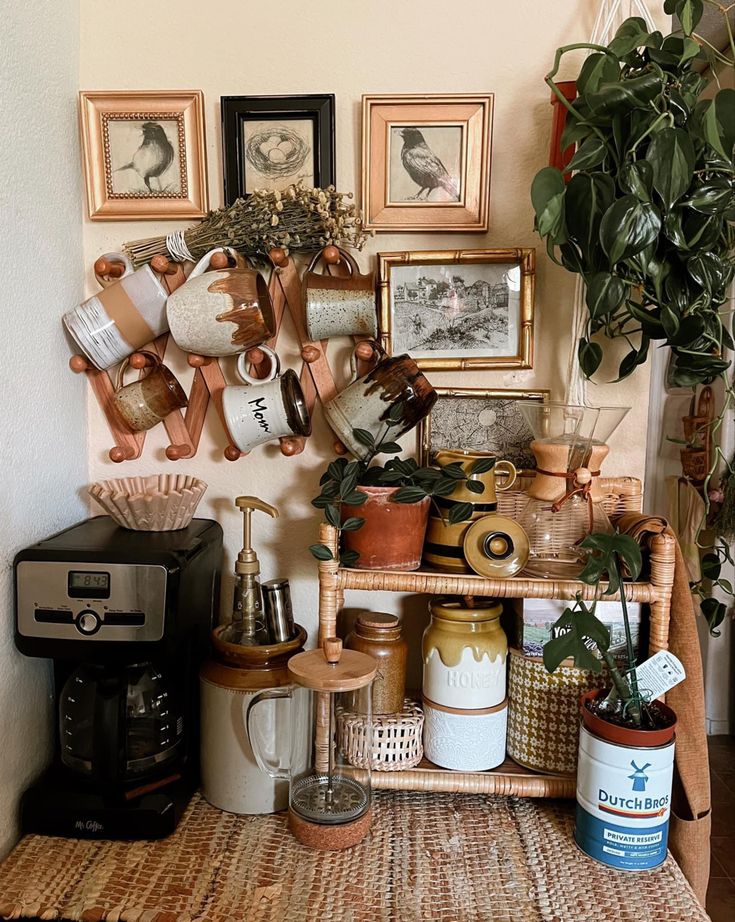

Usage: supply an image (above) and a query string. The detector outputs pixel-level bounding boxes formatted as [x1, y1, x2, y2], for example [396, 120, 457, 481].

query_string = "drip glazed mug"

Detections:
[304, 248, 377, 341]
[113, 352, 188, 432]
[222, 351, 311, 454]
[322, 342, 437, 459]
[63, 262, 169, 370]
[166, 247, 274, 357]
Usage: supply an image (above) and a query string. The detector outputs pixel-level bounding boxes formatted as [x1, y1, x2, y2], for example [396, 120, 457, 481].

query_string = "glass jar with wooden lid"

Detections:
[422, 596, 507, 710]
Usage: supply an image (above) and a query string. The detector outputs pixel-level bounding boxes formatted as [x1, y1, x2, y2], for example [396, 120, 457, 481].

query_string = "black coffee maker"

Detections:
[14, 516, 222, 839]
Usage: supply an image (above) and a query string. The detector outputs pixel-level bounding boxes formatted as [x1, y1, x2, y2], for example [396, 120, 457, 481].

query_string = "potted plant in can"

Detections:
[543, 532, 677, 872]
[309, 403, 495, 570]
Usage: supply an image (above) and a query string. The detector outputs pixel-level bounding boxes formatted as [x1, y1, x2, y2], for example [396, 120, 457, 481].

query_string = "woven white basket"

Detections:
[338, 700, 424, 771]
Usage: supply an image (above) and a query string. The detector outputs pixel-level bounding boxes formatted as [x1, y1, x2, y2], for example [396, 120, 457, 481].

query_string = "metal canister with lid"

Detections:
[422, 596, 507, 710]
[345, 612, 407, 714]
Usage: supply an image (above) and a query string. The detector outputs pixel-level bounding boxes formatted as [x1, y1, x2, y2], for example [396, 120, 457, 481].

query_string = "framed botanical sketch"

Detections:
[221, 95, 335, 204]
[378, 249, 535, 370]
[418, 388, 550, 471]
[362, 94, 493, 231]
[79, 90, 208, 220]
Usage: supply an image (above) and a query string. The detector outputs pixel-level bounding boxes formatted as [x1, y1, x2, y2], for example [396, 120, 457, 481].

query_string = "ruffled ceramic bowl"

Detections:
[89, 474, 207, 531]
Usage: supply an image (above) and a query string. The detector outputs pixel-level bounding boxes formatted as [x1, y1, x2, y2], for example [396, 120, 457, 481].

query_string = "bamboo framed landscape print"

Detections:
[418, 387, 549, 472]
[378, 249, 535, 370]
[79, 90, 208, 220]
[362, 94, 493, 232]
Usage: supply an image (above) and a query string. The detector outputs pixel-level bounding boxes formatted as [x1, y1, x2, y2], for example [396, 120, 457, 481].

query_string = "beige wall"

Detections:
[80, 1, 661, 641]
[1, 0, 86, 856]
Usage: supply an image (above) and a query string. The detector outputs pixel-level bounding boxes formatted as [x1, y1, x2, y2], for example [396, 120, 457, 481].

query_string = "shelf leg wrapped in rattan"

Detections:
[316, 478, 675, 797]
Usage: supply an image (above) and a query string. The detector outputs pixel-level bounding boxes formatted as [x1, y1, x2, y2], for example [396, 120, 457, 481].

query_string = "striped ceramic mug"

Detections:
[63, 264, 169, 370]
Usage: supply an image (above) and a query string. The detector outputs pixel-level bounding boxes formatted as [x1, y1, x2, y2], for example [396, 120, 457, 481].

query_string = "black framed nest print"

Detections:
[221, 94, 335, 204]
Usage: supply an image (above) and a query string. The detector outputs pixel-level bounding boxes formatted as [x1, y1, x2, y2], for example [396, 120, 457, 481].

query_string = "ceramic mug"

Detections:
[113, 352, 188, 432]
[322, 342, 437, 459]
[222, 350, 311, 454]
[63, 263, 169, 370]
[166, 247, 274, 357]
[304, 248, 377, 341]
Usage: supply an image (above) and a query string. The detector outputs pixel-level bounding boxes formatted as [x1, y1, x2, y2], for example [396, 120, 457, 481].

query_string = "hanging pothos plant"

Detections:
[531, 0, 735, 631]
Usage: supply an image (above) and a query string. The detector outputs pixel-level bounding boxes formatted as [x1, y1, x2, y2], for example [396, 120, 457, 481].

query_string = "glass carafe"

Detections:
[247, 638, 376, 849]
[515, 403, 630, 578]
[60, 662, 182, 783]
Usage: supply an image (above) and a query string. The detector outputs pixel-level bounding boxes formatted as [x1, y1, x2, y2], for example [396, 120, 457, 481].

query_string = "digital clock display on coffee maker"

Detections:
[67, 570, 110, 599]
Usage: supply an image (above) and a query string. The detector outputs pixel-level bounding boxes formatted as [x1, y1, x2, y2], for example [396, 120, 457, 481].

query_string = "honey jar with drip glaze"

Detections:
[422, 597, 507, 710]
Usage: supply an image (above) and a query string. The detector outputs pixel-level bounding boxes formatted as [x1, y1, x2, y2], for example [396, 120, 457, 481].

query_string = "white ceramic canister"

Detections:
[422, 597, 507, 710]
[422, 697, 507, 771]
[199, 626, 305, 815]
[575, 724, 675, 871]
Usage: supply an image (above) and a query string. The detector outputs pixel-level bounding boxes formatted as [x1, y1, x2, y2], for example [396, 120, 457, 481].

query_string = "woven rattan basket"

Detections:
[338, 699, 424, 771]
[506, 647, 609, 775]
[497, 475, 643, 522]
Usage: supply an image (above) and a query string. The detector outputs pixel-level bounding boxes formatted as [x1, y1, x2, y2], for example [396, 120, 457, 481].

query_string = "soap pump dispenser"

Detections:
[221, 495, 279, 646]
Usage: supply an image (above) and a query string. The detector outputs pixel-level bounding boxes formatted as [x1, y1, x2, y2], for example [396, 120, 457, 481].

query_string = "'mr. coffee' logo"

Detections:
[249, 397, 271, 433]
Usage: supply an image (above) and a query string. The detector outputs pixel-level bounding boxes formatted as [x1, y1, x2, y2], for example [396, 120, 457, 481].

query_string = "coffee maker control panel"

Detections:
[16, 561, 167, 642]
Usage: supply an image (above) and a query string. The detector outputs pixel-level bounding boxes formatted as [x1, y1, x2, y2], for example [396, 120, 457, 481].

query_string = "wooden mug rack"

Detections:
[69, 246, 371, 462]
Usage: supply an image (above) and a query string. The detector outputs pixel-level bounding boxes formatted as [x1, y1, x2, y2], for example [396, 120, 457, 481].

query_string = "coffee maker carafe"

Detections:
[59, 662, 182, 784]
[14, 515, 222, 839]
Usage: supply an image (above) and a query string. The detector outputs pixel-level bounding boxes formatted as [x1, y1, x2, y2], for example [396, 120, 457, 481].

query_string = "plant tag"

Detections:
[606, 650, 686, 704]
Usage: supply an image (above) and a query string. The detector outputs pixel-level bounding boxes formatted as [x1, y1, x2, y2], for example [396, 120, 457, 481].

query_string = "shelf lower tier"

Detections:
[369, 756, 576, 798]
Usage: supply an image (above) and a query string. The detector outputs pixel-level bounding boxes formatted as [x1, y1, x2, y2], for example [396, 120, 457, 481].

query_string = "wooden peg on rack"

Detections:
[209, 250, 231, 270]
[269, 247, 289, 269]
[246, 347, 267, 367]
[69, 355, 91, 373]
[150, 255, 187, 295]
[109, 445, 137, 463]
[322, 245, 341, 266]
[150, 255, 179, 276]
[129, 352, 157, 369]
[224, 445, 244, 461]
[93, 256, 127, 281]
[280, 437, 306, 456]
[301, 345, 320, 364]
[187, 353, 213, 368]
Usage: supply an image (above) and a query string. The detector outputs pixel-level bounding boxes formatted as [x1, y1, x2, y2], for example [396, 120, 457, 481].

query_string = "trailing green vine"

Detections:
[531, 0, 735, 632]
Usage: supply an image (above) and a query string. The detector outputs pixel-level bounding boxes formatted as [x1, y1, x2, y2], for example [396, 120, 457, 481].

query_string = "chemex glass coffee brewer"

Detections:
[516, 403, 630, 577]
[247, 638, 377, 849]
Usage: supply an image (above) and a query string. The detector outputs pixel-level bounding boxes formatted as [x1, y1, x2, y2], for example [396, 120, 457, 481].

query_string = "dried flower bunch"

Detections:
[124, 183, 370, 268]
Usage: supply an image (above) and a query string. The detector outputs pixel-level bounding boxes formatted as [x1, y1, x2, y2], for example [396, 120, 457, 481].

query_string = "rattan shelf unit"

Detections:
[316, 477, 676, 798]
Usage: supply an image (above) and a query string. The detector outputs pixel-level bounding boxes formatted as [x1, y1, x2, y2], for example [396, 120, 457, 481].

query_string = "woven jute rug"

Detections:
[0, 792, 707, 922]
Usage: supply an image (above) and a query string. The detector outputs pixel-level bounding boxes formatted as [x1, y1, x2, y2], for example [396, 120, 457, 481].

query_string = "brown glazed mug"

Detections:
[113, 352, 188, 432]
[166, 247, 274, 357]
[322, 341, 437, 459]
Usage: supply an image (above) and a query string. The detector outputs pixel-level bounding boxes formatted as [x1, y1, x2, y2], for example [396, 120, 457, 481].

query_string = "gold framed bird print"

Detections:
[79, 90, 208, 220]
[362, 94, 493, 232]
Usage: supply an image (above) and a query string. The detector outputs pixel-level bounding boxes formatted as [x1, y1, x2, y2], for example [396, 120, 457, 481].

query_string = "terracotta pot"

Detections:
[580, 688, 677, 748]
[342, 486, 430, 570]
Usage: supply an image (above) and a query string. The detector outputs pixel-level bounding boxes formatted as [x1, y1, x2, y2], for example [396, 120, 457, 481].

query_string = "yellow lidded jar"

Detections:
[422, 597, 507, 710]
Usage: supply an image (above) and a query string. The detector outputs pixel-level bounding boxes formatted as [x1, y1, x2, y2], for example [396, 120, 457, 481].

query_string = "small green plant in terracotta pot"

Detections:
[310, 404, 495, 570]
[543, 531, 678, 871]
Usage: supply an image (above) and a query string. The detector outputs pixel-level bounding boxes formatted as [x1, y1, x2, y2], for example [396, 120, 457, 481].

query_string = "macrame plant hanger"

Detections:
[563, 0, 657, 406]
